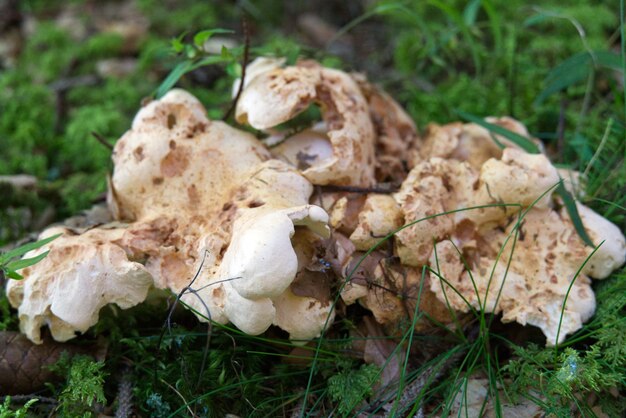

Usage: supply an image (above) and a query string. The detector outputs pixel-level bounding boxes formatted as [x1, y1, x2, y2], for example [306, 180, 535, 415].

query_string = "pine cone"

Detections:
[0, 331, 101, 395]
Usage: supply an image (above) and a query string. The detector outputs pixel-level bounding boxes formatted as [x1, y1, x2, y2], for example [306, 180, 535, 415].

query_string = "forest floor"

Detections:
[0, 1, 625, 417]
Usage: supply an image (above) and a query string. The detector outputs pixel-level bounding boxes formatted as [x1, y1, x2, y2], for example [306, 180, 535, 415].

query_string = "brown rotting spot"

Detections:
[167, 113, 177, 129]
[247, 200, 265, 208]
[133, 146, 145, 162]
[160, 147, 190, 177]
[187, 185, 200, 206]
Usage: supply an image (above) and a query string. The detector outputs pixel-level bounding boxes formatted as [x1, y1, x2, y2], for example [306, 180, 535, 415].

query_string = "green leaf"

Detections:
[535, 51, 623, 106]
[463, 0, 481, 26]
[154, 60, 194, 99]
[6, 251, 50, 272]
[0, 233, 61, 264]
[190, 55, 230, 71]
[220, 45, 232, 59]
[193, 28, 234, 48]
[523, 13, 550, 27]
[6, 270, 23, 280]
[170, 36, 185, 53]
[556, 182, 594, 247]
[456, 110, 540, 153]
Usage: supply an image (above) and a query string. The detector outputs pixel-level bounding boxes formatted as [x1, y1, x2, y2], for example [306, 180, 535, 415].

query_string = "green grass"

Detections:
[0, 0, 624, 416]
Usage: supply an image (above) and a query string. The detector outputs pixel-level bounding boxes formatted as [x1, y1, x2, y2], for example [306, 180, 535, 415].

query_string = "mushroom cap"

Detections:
[111, 89, 271, 221]
[574, 203, 626, 279]
[6, 227, 153, 343]
[109, 89, 333, 339]
[221, 206, 329, 300]
[232, 56, 286, 96]
[273, 287, 335, 342]
[223, 282, 276, 335]
[418, 117, 542, 169]
[393, 158, 460, 266]
[429, 207, 600, 345]
[350, 194, 403, 251]
[479, 148, 559, 209]
[236, 62, 376, 186]
[271, 123, 334, 172]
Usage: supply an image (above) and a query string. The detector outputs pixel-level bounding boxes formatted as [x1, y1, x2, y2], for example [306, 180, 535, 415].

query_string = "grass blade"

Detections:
[535, 51, 623, 106]
[155, 60, 194, 99]
[556, 182, 594, 247]
[6, 251, 50, 273]
[456, 110, 540, 153]
[0, 233, 61, 264]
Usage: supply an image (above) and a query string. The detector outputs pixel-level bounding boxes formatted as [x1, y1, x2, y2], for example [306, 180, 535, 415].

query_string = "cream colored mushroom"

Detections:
[417, 117, 542, 169]
[6, 226, 153, 343]
[111, 89, 333, 338]
[393, 147, 561, 266]
[9, 89, 334, 342]
[429, 202, 625, 345]
[350, 194, 403, 251]
[236, 61, 376, 186]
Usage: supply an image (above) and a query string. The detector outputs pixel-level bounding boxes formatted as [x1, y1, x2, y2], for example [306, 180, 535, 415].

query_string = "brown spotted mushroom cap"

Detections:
[429, 202, 625, 345]
[236, 62, 376, 186]
[6, 227, 154, 343]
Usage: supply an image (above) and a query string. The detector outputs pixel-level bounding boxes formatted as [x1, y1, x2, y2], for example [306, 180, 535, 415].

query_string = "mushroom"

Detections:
[363, 117, 624, 343]
[393, 147, 560, 266]
[8, 89, 334, 342]
[6, 60, 625, 349]
[236, 61, 376, 186]
[6, 226, 153, 343]
[428, 201, 625, 345]
[350, 194, 403, 251]
[416, 117, 542, 169]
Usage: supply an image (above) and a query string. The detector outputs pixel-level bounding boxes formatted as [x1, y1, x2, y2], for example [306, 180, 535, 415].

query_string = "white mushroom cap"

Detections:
[236, 62, 376, 186]
[223, 282, 275, 335]
[393, 158, 461, 266]
[479, 148, 559, 209]
[428, 207, 602, 345]
[273, 287, 335, 342]
[221, 206, 329, 300]
[418, 117, 542, 169]
[111, 89, 271, 221]
[271, 123, 334, 171]
[573, 203, 626, 279]
[6, 227, 153, 343]
[110, 89, 335, 339]
[232, 56, 286, 96]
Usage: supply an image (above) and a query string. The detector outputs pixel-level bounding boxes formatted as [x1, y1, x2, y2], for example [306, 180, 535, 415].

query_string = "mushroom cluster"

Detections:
[6, 59, 625, 346]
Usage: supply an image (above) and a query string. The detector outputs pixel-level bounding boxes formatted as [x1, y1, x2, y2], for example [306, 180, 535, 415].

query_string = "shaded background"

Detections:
[1, 0, 622, 245]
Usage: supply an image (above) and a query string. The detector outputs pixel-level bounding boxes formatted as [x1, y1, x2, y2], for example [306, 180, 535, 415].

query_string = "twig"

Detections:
[321, 184, 398, 194]
[91, 132, 114, 151]
[160, 378, 197, 418]
[382, 351, 462, 417]
[222, 18, 250, 121]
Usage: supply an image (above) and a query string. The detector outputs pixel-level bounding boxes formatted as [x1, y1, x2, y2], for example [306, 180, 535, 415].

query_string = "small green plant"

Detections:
[0, 397, 38, 418]
[0, 233, 60, 280]
[155, 28, 239, 99]
[50, 355, 107, 418]
[328, 361, 379, 416]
